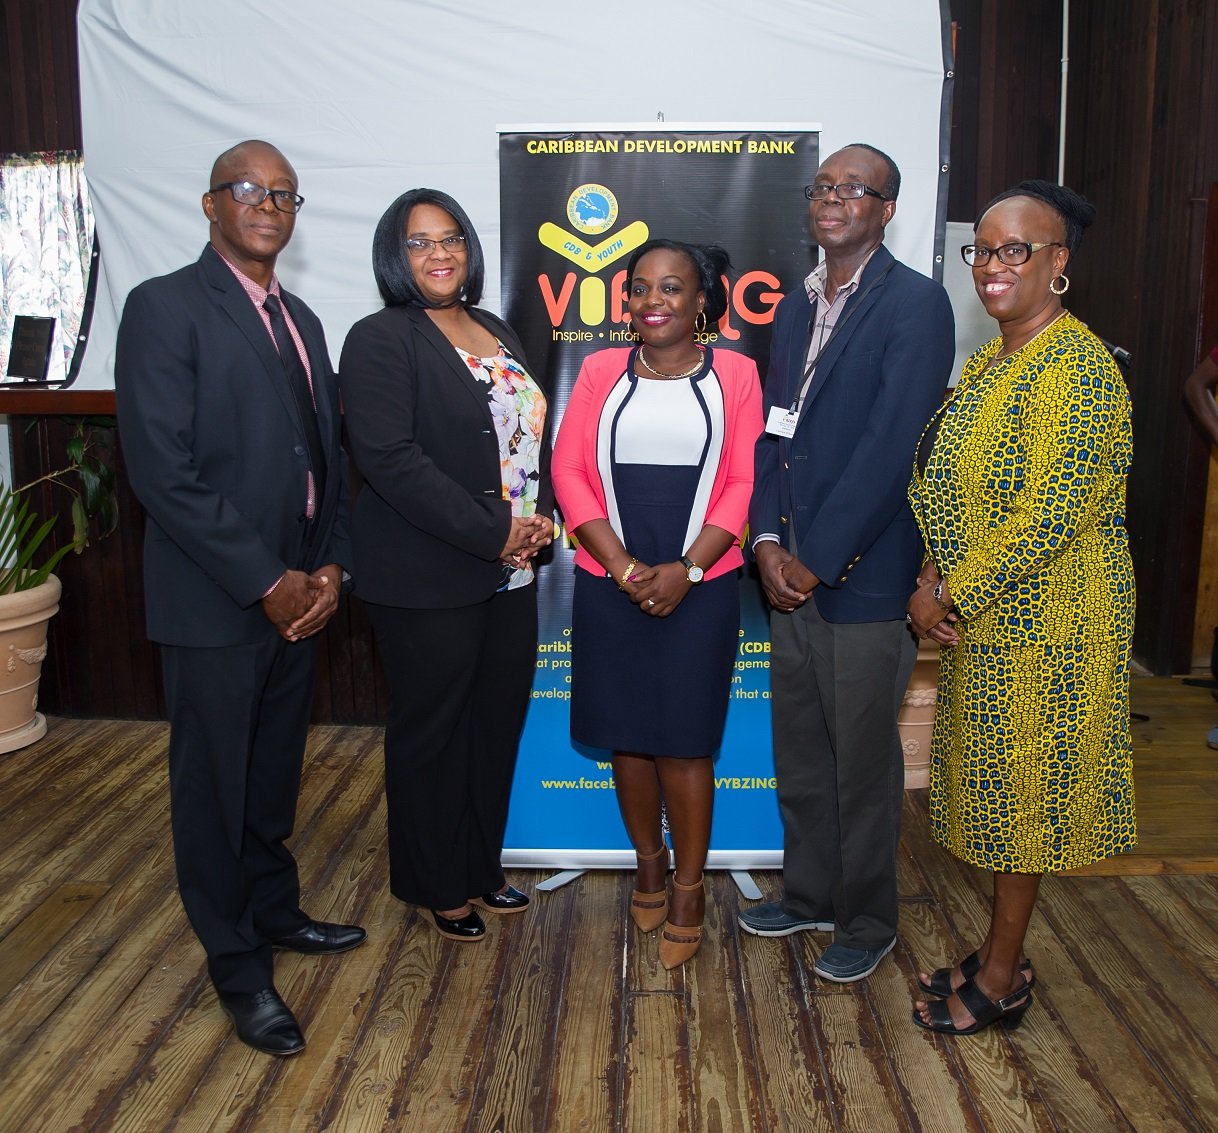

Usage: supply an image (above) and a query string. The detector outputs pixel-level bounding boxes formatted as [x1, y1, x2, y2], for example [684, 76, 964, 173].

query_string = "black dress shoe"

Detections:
[471, 884, 530, 914]
[430, 907, 486, 941]
[218, 987, 305, 1056]
[269, 919, 367, 954]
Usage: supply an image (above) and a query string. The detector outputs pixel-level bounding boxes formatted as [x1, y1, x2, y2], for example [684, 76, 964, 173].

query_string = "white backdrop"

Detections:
[76, 0, 951, 388]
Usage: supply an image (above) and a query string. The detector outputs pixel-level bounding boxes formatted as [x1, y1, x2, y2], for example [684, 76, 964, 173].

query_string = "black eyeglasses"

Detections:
[804, 182, 889, 202]
[404, 235, 468, 255]
[209, 180, 305, 213]
[961, 241, 1062, 267]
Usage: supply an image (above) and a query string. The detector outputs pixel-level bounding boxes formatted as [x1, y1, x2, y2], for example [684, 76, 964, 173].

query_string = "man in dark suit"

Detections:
[742, 144, 955, 982]
[116, 140, 365, 1055]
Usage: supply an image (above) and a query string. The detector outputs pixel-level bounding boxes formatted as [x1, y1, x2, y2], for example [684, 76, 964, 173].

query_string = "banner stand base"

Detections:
[535, 868, 764, 897]
[729, 870, 763, 900]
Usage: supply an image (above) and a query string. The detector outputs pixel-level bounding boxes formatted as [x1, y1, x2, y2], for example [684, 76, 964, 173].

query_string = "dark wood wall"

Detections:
[1063, 0, 1218, 672]
[948, 0, 1218, 674]
[3, 0, 1217, 726]
[0, 0, 81, 152]
[947, 0, 1066, 224]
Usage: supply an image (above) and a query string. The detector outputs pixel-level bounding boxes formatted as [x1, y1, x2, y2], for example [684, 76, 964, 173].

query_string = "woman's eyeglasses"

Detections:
[961, 241, 1062, 267]
[404, 235, 468, 255]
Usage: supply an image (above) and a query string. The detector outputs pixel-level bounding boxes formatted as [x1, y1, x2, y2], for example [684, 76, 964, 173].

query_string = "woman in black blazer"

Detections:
[340, 189, 553, 941]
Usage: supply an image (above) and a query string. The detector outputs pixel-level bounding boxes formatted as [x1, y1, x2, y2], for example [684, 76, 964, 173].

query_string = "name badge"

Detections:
[766, 405, 799, 438]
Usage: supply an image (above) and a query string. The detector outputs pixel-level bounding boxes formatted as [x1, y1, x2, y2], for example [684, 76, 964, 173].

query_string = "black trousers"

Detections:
[366, 585, 537, 910]
[161, 633, 317, 995]
[769, 597, 915, 950]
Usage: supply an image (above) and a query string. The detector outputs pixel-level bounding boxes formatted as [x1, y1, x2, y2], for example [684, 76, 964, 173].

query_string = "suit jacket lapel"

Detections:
[411, 307, 501, 412]
[797, 245, 895, 419]
[200, 246, 302, 434]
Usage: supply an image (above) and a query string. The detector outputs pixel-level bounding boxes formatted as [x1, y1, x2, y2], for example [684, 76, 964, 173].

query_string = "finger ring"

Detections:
[648, 598, 655, 607]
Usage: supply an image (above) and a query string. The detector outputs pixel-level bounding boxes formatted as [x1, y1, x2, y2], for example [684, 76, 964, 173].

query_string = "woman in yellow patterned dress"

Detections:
[906, 180, 1135, 1036]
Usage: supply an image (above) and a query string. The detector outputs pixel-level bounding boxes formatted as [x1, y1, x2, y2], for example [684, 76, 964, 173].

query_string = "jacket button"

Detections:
[839, 575, 848, 583]
[294, 445, 305, 456]
[780, 515, 788, 524]
[784, 461, 789, 469]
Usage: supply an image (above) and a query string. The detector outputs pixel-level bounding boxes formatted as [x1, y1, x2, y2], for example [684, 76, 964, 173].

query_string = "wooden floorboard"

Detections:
[0, 677, 1216, 1132]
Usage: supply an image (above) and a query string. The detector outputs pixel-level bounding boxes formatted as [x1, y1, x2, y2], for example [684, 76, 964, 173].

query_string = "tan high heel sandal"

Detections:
[630, 844, 669, 932]
[659, 875, 704, 969]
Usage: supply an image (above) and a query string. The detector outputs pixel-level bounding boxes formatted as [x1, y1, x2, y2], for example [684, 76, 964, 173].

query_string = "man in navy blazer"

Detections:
[741, 144, 954, 982]
[116, 141, 365, 1055]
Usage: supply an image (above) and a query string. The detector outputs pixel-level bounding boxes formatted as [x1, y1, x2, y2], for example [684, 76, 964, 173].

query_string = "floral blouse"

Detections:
[454, 342, 547, 590]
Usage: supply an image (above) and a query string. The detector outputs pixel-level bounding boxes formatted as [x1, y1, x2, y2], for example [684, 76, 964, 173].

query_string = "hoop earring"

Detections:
[1049, 274, 1070, 296]
[694, 311, 707, 334]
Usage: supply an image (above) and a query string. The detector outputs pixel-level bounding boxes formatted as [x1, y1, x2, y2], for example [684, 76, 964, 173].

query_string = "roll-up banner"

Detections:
[499, 125, 819, 869]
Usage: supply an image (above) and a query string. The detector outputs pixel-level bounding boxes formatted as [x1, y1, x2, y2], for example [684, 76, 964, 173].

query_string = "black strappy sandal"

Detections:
[912, 977, 1034, 1036]
[918, 951, 1034, 998]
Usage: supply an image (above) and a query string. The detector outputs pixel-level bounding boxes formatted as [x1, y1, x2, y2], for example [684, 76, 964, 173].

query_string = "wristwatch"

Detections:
[931, 579, 951, 611]
[680, 556, 704, 584]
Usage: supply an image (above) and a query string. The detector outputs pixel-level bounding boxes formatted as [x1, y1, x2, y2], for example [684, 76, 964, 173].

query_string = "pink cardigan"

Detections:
[552, 346, 764, 580]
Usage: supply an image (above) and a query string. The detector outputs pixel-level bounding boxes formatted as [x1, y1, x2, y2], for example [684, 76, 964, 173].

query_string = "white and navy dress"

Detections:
[570, 349, 739, 758]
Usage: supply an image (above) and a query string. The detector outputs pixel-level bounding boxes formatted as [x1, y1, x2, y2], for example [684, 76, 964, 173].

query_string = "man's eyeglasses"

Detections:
[404, 235, 468, 255]
[961, 241, 1062, 267]
[804, 182, 889, 202]
[209, 181, 305, 213]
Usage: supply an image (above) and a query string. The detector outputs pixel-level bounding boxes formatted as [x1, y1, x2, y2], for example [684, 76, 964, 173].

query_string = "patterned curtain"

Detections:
[0, 152, 95, 385]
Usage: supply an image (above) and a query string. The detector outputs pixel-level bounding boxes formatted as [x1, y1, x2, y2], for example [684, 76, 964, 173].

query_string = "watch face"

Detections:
[687, 565, 704, 583]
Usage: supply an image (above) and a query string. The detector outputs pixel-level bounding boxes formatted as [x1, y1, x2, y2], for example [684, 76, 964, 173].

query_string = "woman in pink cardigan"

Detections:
[552, 239, 763, 968]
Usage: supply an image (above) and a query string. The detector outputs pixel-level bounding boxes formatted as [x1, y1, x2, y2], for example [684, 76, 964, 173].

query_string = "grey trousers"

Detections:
[769, 596, 916, 949]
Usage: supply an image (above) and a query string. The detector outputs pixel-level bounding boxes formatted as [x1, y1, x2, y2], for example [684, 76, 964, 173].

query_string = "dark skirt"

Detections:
[570, 463, 739, 757]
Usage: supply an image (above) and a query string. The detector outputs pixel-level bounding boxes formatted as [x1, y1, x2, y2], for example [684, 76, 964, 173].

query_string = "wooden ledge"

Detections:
[0, 389, 116, 415]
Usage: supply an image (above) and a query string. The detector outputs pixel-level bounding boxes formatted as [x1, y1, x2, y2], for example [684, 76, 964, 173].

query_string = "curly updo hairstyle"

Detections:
[624, 239, 732, 325]
[978, 179, 1097, 254]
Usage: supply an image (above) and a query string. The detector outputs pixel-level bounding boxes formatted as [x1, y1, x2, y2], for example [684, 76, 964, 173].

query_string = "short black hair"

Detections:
[841, 142, 901, 200]
[978, 179, 1096, 254]
[623, 239, 732, 323]
[371, 188, 485, 308]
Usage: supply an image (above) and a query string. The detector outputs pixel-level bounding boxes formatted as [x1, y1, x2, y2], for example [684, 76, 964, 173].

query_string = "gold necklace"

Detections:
[637, 346, 704, 379]
[991, 309, 1068, 364]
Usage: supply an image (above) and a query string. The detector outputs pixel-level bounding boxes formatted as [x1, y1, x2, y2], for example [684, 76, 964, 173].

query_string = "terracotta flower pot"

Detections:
[0, 573, 61, 753]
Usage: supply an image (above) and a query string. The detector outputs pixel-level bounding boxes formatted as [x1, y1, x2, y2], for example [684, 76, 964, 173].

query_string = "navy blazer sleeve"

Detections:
[799, 276, 954, 585]
[749, 309, 791, 548]
[117, 251, 351, 647]
[749, 252, 955, 620]
[117, 278, 289, 608]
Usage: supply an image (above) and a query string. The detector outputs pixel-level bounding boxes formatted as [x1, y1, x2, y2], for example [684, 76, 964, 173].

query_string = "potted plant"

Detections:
[0, 416, 117, 752]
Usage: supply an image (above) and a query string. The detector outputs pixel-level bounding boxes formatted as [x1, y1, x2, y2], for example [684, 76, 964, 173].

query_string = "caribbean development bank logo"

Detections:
[567, 184, 618, 235]
[537, 183, 649, 341]
[533, 177, 783, 343]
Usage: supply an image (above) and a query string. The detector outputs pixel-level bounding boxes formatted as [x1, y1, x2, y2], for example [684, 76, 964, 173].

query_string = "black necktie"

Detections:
[263, 293, 327, 510]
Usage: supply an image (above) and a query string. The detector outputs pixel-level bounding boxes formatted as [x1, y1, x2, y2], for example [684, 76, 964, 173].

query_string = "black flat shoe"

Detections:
[918, 951, 1034, 998]
[218, 987, 305, 1056]
[430, 907, 486, 941]
[912, 977, 1033, 1036]
[270, 919, 367, 954]
[471, 885, 530, 914]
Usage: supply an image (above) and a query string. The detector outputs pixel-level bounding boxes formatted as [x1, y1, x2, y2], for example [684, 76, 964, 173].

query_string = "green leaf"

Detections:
[71, 496, 88, 552]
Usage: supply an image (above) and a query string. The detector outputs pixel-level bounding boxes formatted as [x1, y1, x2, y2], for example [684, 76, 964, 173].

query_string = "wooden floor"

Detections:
[1, 677, 1216, 1133]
